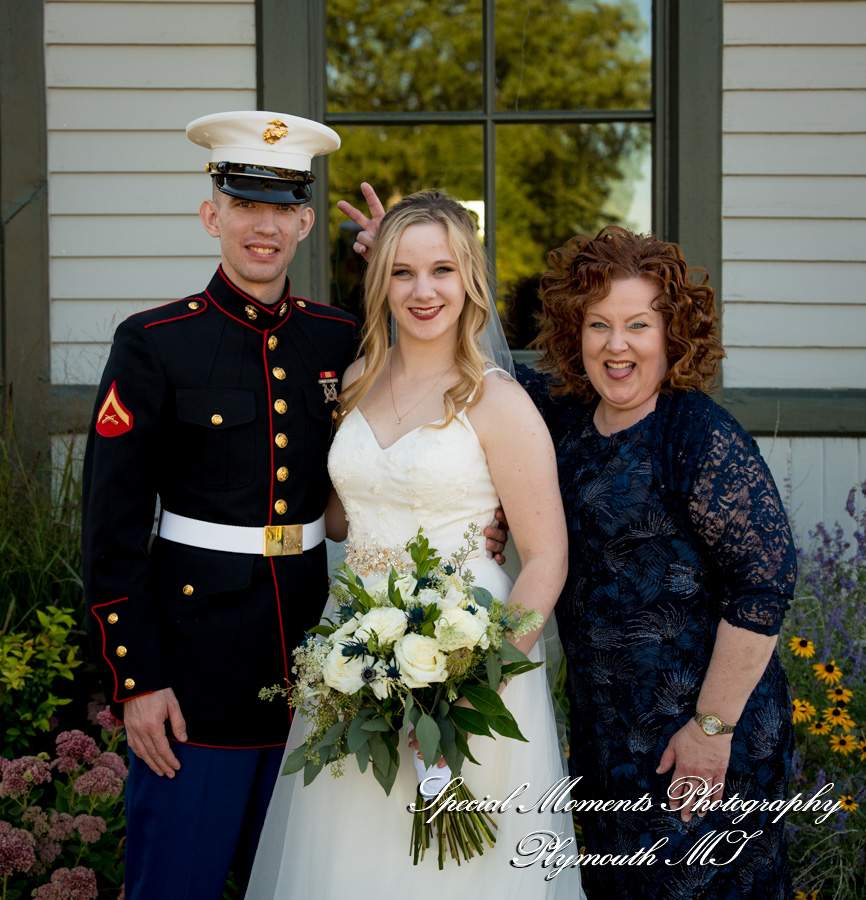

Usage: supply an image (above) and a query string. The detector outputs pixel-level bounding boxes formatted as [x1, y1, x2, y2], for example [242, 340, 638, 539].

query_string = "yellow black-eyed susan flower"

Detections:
[830, 733, 856, 754]
[838, 795, 859, 812]
[813, 661, 843, 685]
[789, 637, 815, 658]
[794, 890, 820, 900]
[858, 737, 866, 762]
[809, 721, 831, 736]
[792, 699, 816, 724]
[826, 686, 853, 704]
[823, 706, 856, 732]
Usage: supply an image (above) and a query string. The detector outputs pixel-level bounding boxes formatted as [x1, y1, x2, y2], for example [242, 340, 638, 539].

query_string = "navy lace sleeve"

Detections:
[681, 400, 797, 635]
[515, 363, 554, 422]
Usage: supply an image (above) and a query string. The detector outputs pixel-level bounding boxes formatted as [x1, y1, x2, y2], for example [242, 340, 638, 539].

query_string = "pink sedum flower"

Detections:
[0, 820, 37, 876]
[54, 731, 100, 773]
[33, 865, 99, 899]
[73, 766, 123, 800]
[0, 755, 52, 798]
[47, 811, 75, 842]
[92, 751, 128, 780]
[73, 814, 106, 844]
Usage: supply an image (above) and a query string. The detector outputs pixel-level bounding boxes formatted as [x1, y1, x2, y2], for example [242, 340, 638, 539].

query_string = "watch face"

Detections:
[703, 715, 722, 735]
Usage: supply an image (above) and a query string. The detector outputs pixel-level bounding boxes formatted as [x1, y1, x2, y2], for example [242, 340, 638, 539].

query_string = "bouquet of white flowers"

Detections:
[262, 525, 543, 868]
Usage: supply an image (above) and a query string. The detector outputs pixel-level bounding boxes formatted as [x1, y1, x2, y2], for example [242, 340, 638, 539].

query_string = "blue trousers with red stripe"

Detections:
[124, 742, 284, 900]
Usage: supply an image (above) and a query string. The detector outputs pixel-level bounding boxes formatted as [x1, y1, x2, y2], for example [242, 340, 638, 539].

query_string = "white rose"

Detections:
[331, 614, 362, 641]
[321, 643, 369, 694]
[438, 582, 469, 610]
[434, 606, 490, 651]
[355, 607, 408, 646]
[393, 634, 447, 688]
[369, 582, 390, 603]
[392, 574, 418, 600]
[416, 588, 441, 608]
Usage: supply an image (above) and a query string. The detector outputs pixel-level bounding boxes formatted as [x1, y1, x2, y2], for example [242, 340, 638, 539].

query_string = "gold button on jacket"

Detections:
[182, 584, 194, 596]
[211, 414, 223, 426]
[107, 612, 119, 624]
[276, 466, 289, 481]
[274, 433, 288, 448]
[272, 367, 286, 380]
[124, 678, 136, 690]
[267, 336, 278, 350]
[274, 399, 287, 415]
[116, 646, 128, 657]
[274, 500, 287, 515]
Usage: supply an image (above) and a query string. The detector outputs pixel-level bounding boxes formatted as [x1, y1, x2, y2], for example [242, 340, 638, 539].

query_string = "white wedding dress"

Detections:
[247, 387, 584, 899]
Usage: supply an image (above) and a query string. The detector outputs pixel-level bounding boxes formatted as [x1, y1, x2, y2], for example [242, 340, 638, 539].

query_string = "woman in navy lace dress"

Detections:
[520, 226, 796, 899]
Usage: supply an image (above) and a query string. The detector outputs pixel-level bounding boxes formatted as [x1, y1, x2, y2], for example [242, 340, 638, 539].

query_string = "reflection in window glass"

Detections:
[495, 0, 652, 112]
[327, 0, 483, 113]
[328, 125, 483, 312]
[496, 122, 651, 347]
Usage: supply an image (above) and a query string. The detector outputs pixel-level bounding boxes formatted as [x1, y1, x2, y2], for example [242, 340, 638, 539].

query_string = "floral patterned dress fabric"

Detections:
[518, 366, 797, 899]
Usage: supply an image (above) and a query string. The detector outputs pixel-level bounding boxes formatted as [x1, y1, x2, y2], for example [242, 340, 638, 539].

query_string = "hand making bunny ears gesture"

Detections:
[336, 182, 386, 261]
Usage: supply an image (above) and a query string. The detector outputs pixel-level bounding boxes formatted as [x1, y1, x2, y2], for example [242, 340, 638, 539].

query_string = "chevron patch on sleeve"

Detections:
[95, 381, 134, 437]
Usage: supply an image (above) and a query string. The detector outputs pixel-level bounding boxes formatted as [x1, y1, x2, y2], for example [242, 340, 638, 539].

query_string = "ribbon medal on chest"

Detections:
[318, 371, 339, 403]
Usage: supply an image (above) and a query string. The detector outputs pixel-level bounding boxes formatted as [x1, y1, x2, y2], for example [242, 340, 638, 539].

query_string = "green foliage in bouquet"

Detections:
[262, 526, 543, 866]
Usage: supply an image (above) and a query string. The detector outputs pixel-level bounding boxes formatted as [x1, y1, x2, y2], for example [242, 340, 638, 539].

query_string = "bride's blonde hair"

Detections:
[337, 190, 491, 428]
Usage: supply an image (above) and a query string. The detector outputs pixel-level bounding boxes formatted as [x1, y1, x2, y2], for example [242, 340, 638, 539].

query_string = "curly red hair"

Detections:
[533, 225, 724, 399]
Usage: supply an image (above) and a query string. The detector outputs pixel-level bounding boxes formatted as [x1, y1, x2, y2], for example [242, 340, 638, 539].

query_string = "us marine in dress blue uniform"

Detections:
[82, 112, 359, 900]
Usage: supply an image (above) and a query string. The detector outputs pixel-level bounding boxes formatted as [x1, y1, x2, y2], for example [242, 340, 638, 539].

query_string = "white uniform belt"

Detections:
[159, 510, 325, 557]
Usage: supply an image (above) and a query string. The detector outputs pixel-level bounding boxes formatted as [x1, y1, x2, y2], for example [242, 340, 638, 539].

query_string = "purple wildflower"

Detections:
[96, 706, 124, 735]
[0, 820, 37, 876]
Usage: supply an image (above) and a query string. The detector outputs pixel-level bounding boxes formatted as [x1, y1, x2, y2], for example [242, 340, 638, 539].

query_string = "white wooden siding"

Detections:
[757, 437, 866, 548]
[45, 0, 256, 386]
[722, 1, 866, 391]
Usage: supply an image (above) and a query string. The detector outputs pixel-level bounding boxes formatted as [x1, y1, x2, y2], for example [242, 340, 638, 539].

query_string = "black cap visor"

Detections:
[207, 162, 314, 204]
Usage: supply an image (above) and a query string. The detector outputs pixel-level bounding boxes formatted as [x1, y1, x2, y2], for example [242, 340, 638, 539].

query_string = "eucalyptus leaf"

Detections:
[472, 586, 494, 609]
[361, 716, 391, 732]
[415, 712, 441, 768]
[486, 650, 502, 690]
[436, 715, 464, 775]
[453, 727, 480, 766]
[281, 743, 310, 776]
[372, 754, 399, 795]
[369, 732, 390, 774]
[303, 753, 327, 786]
[347, 715, 371, 753]
[356, 741, 370, 773]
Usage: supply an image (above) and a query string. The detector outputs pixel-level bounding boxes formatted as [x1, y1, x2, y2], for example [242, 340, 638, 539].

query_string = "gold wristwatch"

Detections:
[693, 710, 736, 736]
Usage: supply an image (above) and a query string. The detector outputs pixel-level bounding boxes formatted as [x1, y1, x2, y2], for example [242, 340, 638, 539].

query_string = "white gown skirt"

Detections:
[246, 557, 584, 899]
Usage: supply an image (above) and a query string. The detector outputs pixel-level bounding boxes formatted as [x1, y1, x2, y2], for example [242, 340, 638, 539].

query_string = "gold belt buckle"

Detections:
[263, 524, 303, 557]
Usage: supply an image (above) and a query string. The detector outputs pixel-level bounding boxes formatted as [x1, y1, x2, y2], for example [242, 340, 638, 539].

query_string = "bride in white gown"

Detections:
[247, 191, 585, 899]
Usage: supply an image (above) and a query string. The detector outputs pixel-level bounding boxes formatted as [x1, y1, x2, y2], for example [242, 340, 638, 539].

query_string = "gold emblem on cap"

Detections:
[275, 433, 288, 448]
[211, 414, 223, 426]
[276, 466, 289, 481]
[263, 119, 289, 144]
[116, 646, 127, 657]
[272, 367, 286, 380]
[279, 303, 288, 316]
[107, 612, 118, 624]
[274, 399, 287, 414]
[183, 584, 194, 596]
[245, 304, 258, 320]
[274, 500, 287, 516]
[124, 678, 135, 690]
[268, 336, 278, 351]
[188, 301, 200, 310]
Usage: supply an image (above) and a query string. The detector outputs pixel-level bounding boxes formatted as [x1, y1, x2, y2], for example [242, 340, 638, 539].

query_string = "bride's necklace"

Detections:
[388, 358, 455, 424]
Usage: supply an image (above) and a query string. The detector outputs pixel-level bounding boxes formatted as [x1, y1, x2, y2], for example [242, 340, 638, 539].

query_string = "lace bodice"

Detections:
[328, 407, 500, 571]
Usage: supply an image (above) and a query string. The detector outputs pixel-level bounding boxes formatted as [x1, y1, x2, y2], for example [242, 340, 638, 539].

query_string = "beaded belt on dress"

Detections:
[343, 542, 484, 577]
